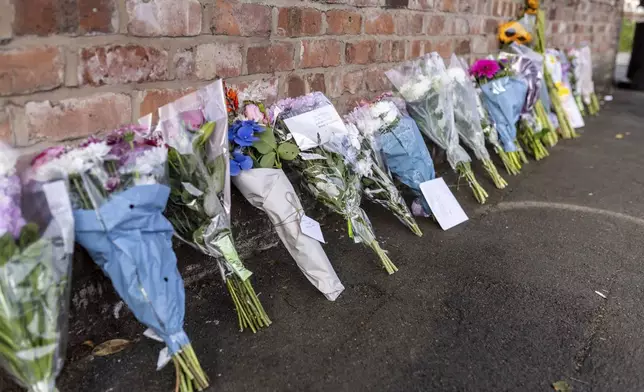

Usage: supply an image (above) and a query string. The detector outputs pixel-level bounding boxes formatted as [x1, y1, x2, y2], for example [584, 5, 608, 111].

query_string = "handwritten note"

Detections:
[282, 105, 347, 151]
[419, 178, 468, 230]
[300, 215, 325, 243]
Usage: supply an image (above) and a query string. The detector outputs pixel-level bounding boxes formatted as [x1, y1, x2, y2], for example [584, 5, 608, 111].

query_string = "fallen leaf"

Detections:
[626, 132, 631, 136]
[92, 339, 132, 357]
[615, 133, 624, 139]
[82, 340, 95, 348]
[553, 380, 572, 392]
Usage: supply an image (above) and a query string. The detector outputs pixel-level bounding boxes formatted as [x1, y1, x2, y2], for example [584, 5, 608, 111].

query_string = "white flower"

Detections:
[316, 182, 340, 198]
[370, 101, 391, 117]
[0, 144, 19, 177]
[134, 175, 158, 186]
[400, 76, 432, 101]
[123, 146, 168, 176]
[382, 110, 398, 126]
[447, 67, 467, 84]
[354, 159, 372, 178]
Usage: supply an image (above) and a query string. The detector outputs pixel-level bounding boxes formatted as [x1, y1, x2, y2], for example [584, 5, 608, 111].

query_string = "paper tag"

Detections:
[561, 95, 585, 129]
[42, 181, 74, 254]
[143, 328, 164, 343]
[156, 347, 171, 371]
[300, 215, 325, 243]
[182, 182, 204, 197]
[419, 178, 468, 230]
[282, 105, 347, 151]
[299, 152, 327, 160]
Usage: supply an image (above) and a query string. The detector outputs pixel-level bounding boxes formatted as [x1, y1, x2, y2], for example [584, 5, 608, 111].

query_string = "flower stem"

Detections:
[369, 241, 398, 274]
[496, 148, 520, 175]
[519, 121, 549, 161]
[226, 275, 271, 333]
[457, 162, 488, 204]
[482, 159, 508, 189]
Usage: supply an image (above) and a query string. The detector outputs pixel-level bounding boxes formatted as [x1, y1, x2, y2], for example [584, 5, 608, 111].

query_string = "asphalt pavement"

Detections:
[5, 90, 644, 392]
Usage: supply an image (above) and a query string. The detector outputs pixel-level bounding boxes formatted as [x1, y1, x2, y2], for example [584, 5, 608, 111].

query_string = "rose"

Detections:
[179, 110, 205, 132]
[244, 104, 266, 124]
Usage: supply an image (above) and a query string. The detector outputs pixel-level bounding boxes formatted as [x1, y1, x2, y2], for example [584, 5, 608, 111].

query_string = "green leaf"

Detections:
[258, 151, 276, 168]
[197, 122, 216, 147]
[253, 129, 277, 154]
[552, 381, 572, 392]
[0, 234, 17, 266]
[277, 142, 300, 161]
[19, 223, 40, 251]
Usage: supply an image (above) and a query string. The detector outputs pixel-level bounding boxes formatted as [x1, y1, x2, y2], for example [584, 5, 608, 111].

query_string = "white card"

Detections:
[42, 181, 74, 254]
[561, 95, 585, 129]
[419, 178, 468, 230]
[300, 215, 325, 243]
[143, 328, 164, 342]
[283, 105, 347, 151]
[300, 152, 327, 160]
[156, 347, 171, 370]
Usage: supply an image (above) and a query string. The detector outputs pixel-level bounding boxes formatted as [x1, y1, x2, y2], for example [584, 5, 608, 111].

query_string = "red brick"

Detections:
[321, 0, 379, 7]
[484, 18, 498, 34]
[79, 0, 117, 34]
[365, 11, 394, 35]
[307, 73, 326, 93]
[346, 40, 377, 65]
[454, 39, 471, 55]
[0, 47, 63, 96]
[25, 93, 132, 142]
[286, 75, 306, 97]
[13, 0, 117, 35]
[139, 88, 196, 123]
[80, 45, 168, 86]
[440, 0, 458, 12]
[247, 43, 294, 74]
[468, 16, 484, 35]
[0, 109, 11, 143]
[195, 43, 243, 78]
[299, 40, 342, 68]
[343, 70, 364, 94]
[232, 78, 279, 104]
[210, 1, 271, 37]
[426, 15, 446, 35]
[326, 10, 362, 35]
[459, 0, 476, 13]
[408, 0, 434, 10]
[277, 7, 323, 37]
[448, 16, 469, 35]
[127, 0, 201, 36]
[381, 40, 406, 63]
[409, 40, 423, 59]
[425, 39, 453, 58]
[395, 14, 424, 35]
[365, 67, 392, 92]
[174, 49, 194, 79]
[0, 0, 13, 40]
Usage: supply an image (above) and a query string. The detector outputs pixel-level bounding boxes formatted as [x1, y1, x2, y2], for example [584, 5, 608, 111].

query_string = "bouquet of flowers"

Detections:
[545, 49, 585, 134]
[226, 88, 345, 301]
[500, 50, 549, 160]
[566, 48, 587, 116]
[0, 144, 74, 392]
[346, 97, 436, 218]
[156, 80, 271, 332]
[386, 52, 488, 204]
[30, 130, 209, 391]
[273, 92, 397, 275]
[447, 54, 507, 189]
[470, 57, 529, 175]
[578, 45, 601, 115]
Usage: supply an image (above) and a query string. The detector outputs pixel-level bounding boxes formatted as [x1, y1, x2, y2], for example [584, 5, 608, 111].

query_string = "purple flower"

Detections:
[0, 175, 25, 239]
[31, 146, 66, 170]
[80, 136, 102, 147]
[229, 120, 264, 147]
[273, 92, 332, 119]
[179, 110, 205, 131]
[229, 150, 253, 176]
[105, 176, 121, 192]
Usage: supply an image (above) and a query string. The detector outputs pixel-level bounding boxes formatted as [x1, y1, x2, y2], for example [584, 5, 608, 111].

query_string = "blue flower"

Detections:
[229, 120, 265, 146]
[229, 150, 253, 176]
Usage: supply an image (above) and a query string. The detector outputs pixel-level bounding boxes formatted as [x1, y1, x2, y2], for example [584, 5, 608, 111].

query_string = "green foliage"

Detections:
[249, 125, 300, 169]
[620, 18, 636, 53]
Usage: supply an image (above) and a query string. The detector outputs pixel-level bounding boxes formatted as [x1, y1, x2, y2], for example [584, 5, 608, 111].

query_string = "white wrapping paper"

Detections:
[233, 168, 344, 301]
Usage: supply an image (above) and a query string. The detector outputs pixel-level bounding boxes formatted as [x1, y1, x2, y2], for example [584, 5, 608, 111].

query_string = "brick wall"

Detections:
[0, 0, 623, 147]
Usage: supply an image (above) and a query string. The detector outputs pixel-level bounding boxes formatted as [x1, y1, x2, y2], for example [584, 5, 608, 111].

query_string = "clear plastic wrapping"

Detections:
[1, 143, 74, 392]
[274, 93, 397, 274]
[156, 79, 271, 332]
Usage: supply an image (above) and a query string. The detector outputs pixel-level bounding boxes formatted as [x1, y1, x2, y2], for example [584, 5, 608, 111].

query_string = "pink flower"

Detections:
[244, 104, 266, 124]
[31, 146, 66, 169]
[470, 59, 501, 80]
[179, 110, 205, 131]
